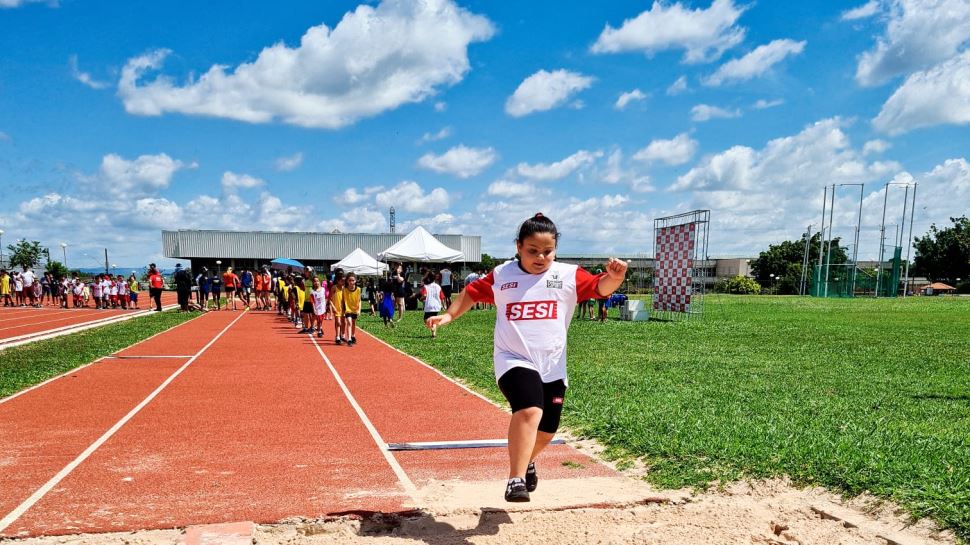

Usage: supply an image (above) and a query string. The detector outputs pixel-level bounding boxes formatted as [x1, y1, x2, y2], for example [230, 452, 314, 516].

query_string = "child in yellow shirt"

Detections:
[342, 272, 362, 346]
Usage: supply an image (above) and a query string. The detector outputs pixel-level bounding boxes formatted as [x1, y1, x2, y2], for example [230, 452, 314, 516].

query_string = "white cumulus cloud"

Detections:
[487, 180, 537, 198]
[863, 139, 892, 155]
[873, 50, 970, 134]
[841, 0, 881, 20]
[515, 150, 603, 181]
[374, 181, 449, 213]
[614, 89, 647, 110]
[753, 98, 784, 109]
[118, 0, 495, 128]
[418, 144, 497, 178]
[704, 39, 806, 86]
[691, 104, 741, 122]
[590, 0, 747, 64]
[274, 152, 304, 172]
[418, 126, 452, 144]
[632, 133, 698, 165]
[221, 171, 265, 192]
[855, 0, 970, 86]
[98, 153, 196, 196]
[505, 69, 594, 117]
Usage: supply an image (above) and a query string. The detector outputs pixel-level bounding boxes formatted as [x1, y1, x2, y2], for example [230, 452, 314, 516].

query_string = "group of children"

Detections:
[0, 268, 140, 310]
[275, 268, 362, 345]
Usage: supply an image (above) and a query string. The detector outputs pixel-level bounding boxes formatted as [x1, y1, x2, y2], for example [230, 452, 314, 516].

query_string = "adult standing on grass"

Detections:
[174, 263, 192, 312]
[392, 264, 406, 322]
[440, 266, 453, 307]
[148, 263, 164, 312]
[21, 266, 37, 307]
[426, 213, 627, 503]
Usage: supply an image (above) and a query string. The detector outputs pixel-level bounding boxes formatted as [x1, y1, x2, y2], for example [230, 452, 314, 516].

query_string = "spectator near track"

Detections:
[439, 266, 453, 307]
[426, 213, 627, 503]
[1, 269, 11, 306]
[128, 273, 140, 309]
[222, 267, 239, 311]
[148, 263, 164, 312]
[210, 269, 222, 310]
[240, 269, 253, 309]
[21, 266, 37, 307]
[174, 263, 192, 311]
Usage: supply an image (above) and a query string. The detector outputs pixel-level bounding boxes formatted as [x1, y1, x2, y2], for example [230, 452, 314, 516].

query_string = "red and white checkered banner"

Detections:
[653, 222, 696, 313]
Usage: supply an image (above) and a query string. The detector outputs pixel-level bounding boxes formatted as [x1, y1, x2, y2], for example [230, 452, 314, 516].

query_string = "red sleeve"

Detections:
[576, 267, 607, 301]
[439, 290, 445, 302]
[420, 286, 427, 298]
[465, 271, 495, 304]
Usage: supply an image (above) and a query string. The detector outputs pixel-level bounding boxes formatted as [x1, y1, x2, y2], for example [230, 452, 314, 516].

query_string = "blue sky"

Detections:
[1, 0, 968, 267]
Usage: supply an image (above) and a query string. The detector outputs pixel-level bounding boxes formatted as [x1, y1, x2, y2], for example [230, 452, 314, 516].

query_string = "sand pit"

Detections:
[6, 476, 957, 545]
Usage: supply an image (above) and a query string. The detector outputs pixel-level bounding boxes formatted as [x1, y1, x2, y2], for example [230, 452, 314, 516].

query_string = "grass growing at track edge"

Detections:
[360, 296, 970, 540]
[0, 311, 200, 399]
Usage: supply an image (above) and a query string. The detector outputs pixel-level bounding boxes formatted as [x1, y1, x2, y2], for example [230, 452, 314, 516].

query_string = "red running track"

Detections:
[0, 310, 615, 537]
[0, 292, 179, 344]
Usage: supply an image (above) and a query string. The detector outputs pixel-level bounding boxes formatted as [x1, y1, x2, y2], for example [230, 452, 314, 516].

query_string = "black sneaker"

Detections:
[526, 461, 538, 492]
[350, 337, 357, 345]
[504, 478, 530, 502]
[335, 337, 343, 345]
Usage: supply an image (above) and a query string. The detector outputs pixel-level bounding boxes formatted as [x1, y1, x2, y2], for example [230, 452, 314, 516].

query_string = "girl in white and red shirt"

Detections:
[427, 213, 628, 503]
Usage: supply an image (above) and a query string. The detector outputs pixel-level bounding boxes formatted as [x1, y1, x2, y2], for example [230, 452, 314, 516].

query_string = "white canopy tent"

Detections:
[378, 226, 464, 263]
[330, 248, 389, 276]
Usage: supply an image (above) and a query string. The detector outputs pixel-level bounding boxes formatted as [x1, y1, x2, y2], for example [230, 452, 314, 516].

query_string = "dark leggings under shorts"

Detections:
[497, 366, 566, 434]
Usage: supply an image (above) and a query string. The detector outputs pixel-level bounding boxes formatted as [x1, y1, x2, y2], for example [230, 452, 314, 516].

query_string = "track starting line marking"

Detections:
[387, 438, 566, 451]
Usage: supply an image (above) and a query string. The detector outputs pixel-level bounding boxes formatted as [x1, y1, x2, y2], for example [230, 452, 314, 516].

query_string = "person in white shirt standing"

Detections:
[427, 213, 627, 503]
[419, 273, 446, 338]
[21, 266, 37, 307]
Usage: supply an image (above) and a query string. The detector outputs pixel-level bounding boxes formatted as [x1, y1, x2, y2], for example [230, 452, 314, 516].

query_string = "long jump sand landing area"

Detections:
[0, 292, 179, 349]
[0, 311, 638, 538]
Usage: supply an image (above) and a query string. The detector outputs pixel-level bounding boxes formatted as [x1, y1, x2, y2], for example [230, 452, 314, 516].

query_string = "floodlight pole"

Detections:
[800, 224, 812, 295]
[823, 184, 835, 298]
[903, 182, 917, 297]
[816, 186, 827, 295]
[876, 183, 890, 297]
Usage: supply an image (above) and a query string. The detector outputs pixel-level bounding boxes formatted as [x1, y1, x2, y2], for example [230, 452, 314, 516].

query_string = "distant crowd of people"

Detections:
[0, 266, 143, 310]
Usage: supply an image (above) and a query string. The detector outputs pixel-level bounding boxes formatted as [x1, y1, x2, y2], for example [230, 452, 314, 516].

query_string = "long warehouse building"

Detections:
[162, 229, 482, 274]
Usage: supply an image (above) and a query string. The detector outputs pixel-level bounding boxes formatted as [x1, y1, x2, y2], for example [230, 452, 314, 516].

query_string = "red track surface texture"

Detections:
[0, 311, 615, 537]
[0, 292, 179, 343]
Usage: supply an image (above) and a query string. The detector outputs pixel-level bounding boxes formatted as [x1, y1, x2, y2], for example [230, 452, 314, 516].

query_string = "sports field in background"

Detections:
[362, 295, 970, 540]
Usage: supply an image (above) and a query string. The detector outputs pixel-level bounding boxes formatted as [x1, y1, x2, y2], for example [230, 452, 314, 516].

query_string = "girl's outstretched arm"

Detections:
[426, 288, 476, 330]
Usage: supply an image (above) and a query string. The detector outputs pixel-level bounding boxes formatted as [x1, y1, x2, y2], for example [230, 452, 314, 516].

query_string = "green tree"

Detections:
[45, 261, 69, 279]
[6, 239, 44, 269]
[750, 233, 848, 294]
[912, 216, 970, 284]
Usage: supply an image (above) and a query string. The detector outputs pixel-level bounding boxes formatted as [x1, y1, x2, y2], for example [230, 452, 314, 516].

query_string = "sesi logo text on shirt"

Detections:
[499, 281, 518, 291]
[506, 300, 558, 321]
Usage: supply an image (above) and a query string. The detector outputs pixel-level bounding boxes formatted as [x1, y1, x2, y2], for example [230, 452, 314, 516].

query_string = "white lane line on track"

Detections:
[103, 355, 194, 359]
[0, 310, 248, 533]
[0, 310, 102, 324]
[309, 334, 418, 500]
[0, 312, 119, 332]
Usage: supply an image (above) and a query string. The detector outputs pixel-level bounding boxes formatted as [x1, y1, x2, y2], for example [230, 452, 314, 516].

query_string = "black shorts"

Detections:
[443, 286, 453, 297]
[424, 311, 438, 321]
[302, 302, 313, 314]
[497, 367, 566, 434]
[345, 312, 358, 320]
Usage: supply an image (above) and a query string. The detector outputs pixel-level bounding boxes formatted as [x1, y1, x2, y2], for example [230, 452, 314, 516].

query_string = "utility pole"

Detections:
[800, 224, 812, 295]
[823, 184, 835, 298]
[903, 183, 917, 297]
[104, 248, 109, 274]
[816, 186, 827, 296]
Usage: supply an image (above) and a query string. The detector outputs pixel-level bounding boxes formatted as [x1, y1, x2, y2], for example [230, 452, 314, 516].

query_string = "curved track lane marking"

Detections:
[309, 333, 419, 500]
[0, 310, 247, 533]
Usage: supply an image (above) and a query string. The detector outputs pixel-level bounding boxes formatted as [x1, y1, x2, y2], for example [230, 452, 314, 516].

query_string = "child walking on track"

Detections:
[330, 272, 346, 345]
[426, 213, 627, 503]
[342, 272, 361, 346]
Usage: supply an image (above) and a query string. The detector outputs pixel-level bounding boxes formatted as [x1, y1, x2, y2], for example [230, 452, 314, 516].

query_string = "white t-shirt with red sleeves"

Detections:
[465, 260, 605, 386]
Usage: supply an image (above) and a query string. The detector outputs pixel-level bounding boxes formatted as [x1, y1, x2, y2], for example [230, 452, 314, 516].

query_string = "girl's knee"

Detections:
[514, 406, 543, 423]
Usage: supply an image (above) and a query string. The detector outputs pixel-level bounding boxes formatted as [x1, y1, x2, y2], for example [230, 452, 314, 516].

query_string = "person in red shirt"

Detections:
[427, 213, 627, 503]
[148, 263, 164, 312]
[222, 267, 240, 311]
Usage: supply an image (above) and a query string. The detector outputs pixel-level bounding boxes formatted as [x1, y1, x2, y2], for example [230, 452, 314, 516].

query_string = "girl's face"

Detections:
[347, 277, 357, 289]
[516, 232, 557, 274]
[313, 279, 320, 289]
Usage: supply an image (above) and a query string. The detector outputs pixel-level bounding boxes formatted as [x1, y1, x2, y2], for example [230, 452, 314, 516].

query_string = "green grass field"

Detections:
[360, 295, 970, 540]
[0, 311, 199, 399]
